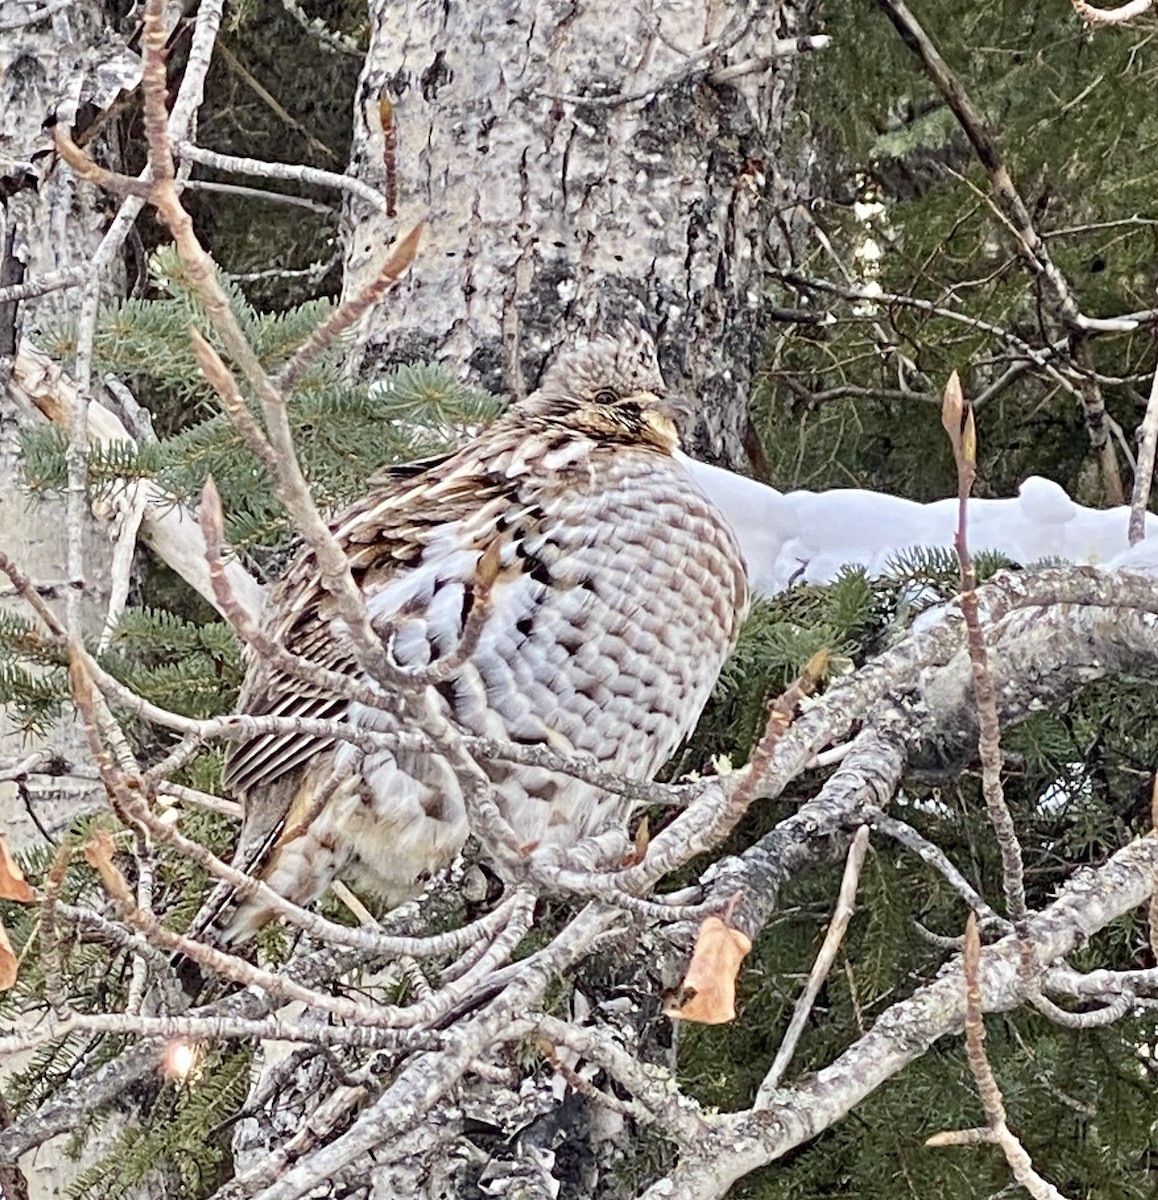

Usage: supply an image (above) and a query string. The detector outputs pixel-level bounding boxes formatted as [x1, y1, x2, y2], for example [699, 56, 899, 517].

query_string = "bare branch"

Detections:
[755, 825, 871, 1100]
[1129, 356, 1158, 545]
[925, 914, 1073, 1200]
[1072, 0, 1155, 25]
[871, 0, 1123, 501]
[865, 810, 1010, 930]
[644, 835, 1158, 1200]
[177, 142, 389, 214]
[943, 375, 1027, 927]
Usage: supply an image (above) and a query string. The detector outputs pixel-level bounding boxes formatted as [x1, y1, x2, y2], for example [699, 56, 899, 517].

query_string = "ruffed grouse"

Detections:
[219, 329, 749, 940]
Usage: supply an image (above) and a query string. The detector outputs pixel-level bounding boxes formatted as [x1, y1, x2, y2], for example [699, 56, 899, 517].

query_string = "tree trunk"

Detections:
[344, 0, 818, 468]
[0, 4, 137, 1197]
[0, 0, 138, 849]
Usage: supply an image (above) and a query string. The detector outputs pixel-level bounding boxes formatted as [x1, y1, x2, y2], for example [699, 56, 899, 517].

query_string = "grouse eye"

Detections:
[594, 388, 618, 405]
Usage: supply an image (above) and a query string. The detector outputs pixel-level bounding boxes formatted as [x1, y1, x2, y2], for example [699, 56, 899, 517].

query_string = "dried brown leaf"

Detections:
[83, 829, 130, 902]
[0, 837, 35, 903]
[665, 916, 752, 1025]
[0, 919, 18, 990]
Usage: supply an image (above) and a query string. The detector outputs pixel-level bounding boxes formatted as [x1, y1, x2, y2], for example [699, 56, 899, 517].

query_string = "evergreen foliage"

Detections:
[767, 1, 1158, 506]
[30, 246, 502, 576]
[63, 1045, 252, 1200]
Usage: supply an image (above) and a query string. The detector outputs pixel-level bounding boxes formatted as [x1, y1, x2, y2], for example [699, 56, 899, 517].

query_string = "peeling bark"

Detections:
[0, 1, 136, 843]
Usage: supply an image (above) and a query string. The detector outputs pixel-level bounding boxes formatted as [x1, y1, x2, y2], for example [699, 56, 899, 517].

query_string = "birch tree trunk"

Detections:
[0, 0, 138, 850]
[0, 5, 138, 1197]
[344, 0, 818, 468]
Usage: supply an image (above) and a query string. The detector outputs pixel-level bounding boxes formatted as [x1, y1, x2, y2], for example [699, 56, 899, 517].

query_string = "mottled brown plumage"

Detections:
[219, 329, 749, 940]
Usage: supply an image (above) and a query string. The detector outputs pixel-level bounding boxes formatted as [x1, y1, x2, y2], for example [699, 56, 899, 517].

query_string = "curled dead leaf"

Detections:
[0, 918, 18, 990]
[621, 816, 650, 868]
[665, 915, 752, 1025]
[0, 836, 36, 902]
[84, 828, 131, 902]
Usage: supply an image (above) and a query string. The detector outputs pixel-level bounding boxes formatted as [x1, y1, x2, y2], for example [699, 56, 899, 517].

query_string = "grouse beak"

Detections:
[631, 390, 694, 422]
[635, 390, 693, 449]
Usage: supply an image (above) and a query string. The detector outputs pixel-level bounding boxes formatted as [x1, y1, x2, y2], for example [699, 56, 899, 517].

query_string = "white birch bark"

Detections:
[0, 0, 139, 850]
[0, 6, 139, 1198]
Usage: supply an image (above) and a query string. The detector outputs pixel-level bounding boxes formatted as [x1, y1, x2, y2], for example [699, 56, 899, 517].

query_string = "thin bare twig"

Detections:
[755, 825, 871, 1102]
[214, 42, 338, 163]
[1026, 987, 1135, 1029]
[177, 142, 389, 214]
[942, 373, 1027, 927]
[865, 810, 1010, 930]
[925, 914, 1072, 1200]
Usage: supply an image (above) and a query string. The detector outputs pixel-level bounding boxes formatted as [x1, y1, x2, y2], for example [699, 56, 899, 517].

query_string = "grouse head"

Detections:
[521, 328, 689, 452]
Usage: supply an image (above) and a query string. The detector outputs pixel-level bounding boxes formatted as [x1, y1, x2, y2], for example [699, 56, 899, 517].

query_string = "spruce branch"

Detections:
[10, 342, 266, 621]
[872, 0, 1123, 502]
